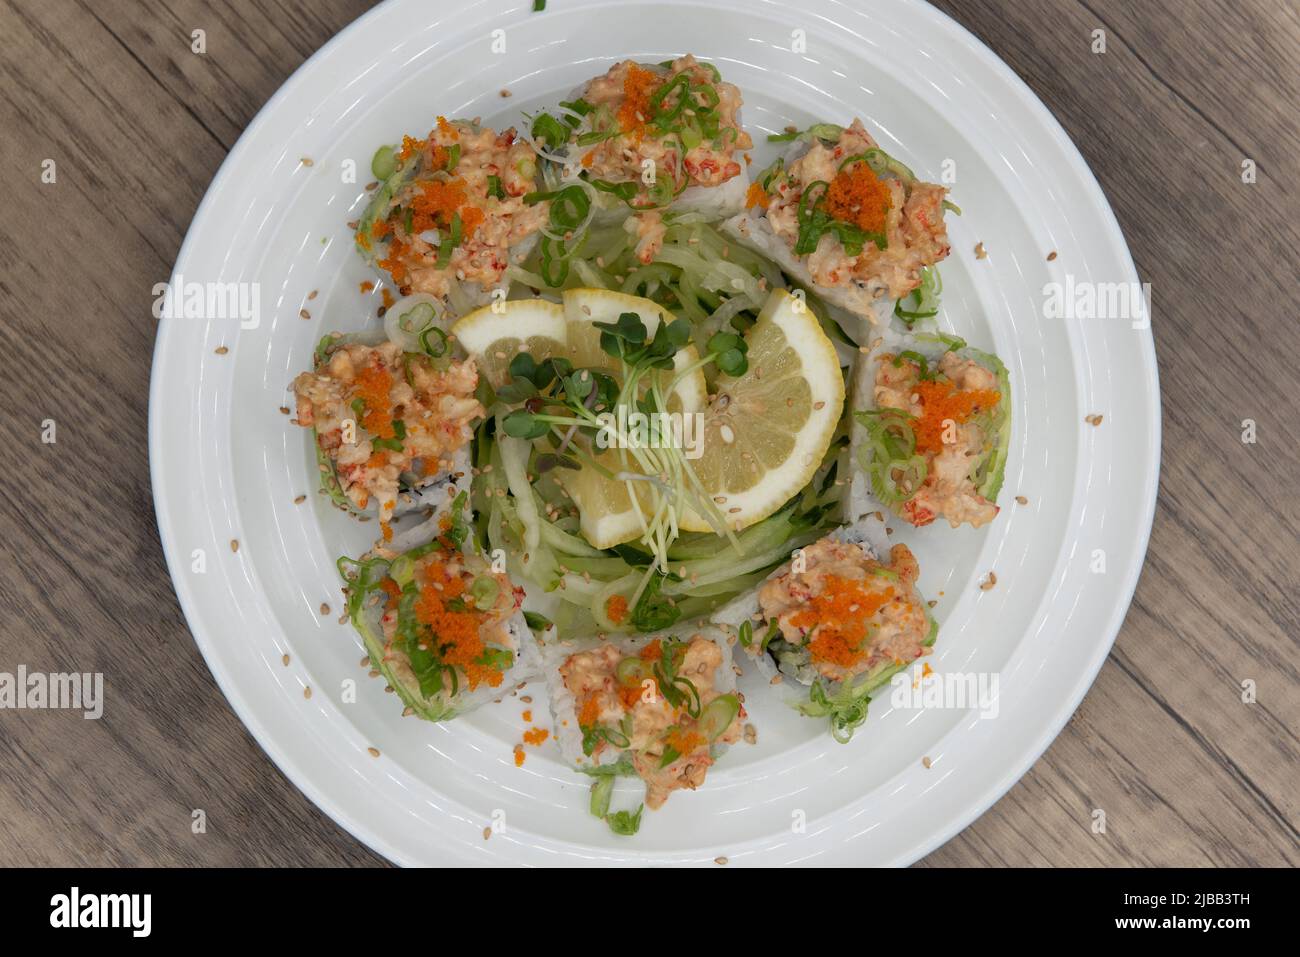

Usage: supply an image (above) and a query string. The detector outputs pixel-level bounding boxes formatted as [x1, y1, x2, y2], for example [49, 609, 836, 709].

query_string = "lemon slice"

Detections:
[679, 289, 844, 532]
[450, 299, 566, 389]
[561, 288, 706, 414]
[558, 289, 708, 549]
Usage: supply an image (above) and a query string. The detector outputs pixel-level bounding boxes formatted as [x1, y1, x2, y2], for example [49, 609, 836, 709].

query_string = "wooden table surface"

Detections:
[1, 0, 1295, 867]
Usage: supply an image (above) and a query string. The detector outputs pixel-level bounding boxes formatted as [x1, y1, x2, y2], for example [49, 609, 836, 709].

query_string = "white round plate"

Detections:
[150, 0, 1159, 865]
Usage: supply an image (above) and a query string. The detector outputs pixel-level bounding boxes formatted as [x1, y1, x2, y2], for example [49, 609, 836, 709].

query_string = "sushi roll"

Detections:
[292, 320, 484, 530]
[723, 119, 953, 326]
[714, 518, 936, 743]
[851, 329, 1010, 528]
[337, 497, 539, 722]
[542, 627, 745, 814]
[528, 55, 753, 267]
[355, 117, 550, 312]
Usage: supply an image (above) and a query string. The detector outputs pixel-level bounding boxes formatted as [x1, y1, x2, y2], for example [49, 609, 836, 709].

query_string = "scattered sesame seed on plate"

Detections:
[1015, 495, 1028, 505]
[714, 856, 728, 865]
[483, 826, 493, 840]
[320, 603, 331, 615]
[979, 571, 998, 591]
[974, 241, 987, 259]
[922, 756, 933, 769]
[1046, 250, 1058, 261]
[293, 494, 306, 504]
[303, 686, 312, 699]
[279, 405, 291, 414]
[281, 653, 290, 666]
[214, 345, 229, 355]
[230, 539, 239, 552]
[300, 308, 311, 320]
[367, 747, 380, 758]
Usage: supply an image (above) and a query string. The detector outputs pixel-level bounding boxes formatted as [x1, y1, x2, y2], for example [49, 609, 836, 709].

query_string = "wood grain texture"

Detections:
[0, 0, 1295, 867]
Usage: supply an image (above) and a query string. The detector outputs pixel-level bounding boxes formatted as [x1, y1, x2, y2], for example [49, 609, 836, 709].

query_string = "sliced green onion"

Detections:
[590, 775, 614, 818]
[435, 211, 462, 268]
[523, 611, 553, 633]
[698, 694, 740, 741]
[419, 325, 449, 357]
[531, 112, 569, 151]
[371, 145, 397, 180]
[470, 576, 500, 609]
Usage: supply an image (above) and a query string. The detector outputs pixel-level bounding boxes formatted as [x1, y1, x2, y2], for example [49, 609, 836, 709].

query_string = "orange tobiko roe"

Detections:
[618, 682, 645, 710]
[619, 63, 661, 134]
[663, 727, 705, 757]
[577, 694, 601, 729]
[790, 576, 895, 667]
[436, 115, 459, 140]
[414, 559, 504, 690]
[353, 362, 396, 438]
[825, 162, 893, 236]
[911, 377, 1001, 455]
[605, 594, 629, 625]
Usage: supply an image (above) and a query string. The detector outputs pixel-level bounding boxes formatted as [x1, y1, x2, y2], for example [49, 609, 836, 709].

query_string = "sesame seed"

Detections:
[214, 345, 229, 355]
[714, 856, 729, 865]
[300, 309, 311, 320]
[303, 686, 312, 699]
[300, 157, 314, 167]
[279, 406, 290, 414]
[367, 747, 381, 758]
[974, 242, 987, 259]
[922, 756, 933, 769]
[281, 653, 290, 666]
[294, 494, 306, 504]
[1015, 495, 1028, 505]
[230, 539, 239, 552]
[320, 603, 331, 615]
[1046, 250, 1058, 261]
[483, 826, 493, 840]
